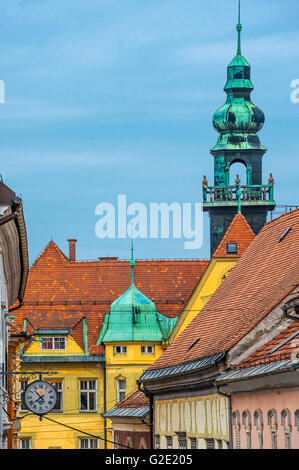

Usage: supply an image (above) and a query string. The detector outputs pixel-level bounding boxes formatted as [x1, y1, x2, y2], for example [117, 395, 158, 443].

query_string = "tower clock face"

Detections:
[23, 380, 58, 415]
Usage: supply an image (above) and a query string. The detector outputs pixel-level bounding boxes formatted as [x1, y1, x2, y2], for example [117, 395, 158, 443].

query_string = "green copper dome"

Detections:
[96, 241, 177, 344]
[211, 1, 266, 152]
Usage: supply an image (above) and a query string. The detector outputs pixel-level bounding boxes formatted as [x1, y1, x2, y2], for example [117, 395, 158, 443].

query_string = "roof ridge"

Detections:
[261, 208, 299, 231]
[30, 240, 68, 268]
[213, 212, 255, 258]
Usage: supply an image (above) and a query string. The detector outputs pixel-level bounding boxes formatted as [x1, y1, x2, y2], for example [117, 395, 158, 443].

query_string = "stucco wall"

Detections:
[154, 394, 229, 449]
[232, 389, 299, 449]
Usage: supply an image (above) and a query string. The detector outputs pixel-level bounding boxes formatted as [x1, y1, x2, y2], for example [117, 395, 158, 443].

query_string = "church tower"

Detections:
[203, 1, 275, 256]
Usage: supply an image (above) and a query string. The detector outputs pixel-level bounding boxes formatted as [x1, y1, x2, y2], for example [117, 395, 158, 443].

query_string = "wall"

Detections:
[18, 361, 106, 449]
[154, 394, 229, 449]
[114, 429, 150, 449]
[170, 259, 236, 341]
[232, 390, 299, 449]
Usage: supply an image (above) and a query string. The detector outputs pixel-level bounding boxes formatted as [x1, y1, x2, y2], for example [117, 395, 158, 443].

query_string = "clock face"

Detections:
[23, 380, 58, 415]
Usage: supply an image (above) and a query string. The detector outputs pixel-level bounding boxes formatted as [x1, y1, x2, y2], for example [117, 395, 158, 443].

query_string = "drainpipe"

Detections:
[138, 381, 153, 449]
[103, 362, 107, 449]
[215, 384, 233, 449]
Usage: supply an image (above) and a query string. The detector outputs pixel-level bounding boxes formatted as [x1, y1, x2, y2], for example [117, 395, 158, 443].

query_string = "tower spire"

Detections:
[130, 231, 135, 285]
[237, 0, 242, 55]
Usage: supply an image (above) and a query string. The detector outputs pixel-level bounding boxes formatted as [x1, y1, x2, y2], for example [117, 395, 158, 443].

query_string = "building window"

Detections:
[189, 437, 197, 449]
[267, 409, 277, 449]
[254, 410, 263, 449]
[79, 381, 97, 412]
[166, 436, 173, 449]
[50, 381, 63, 412]
[176, 432, 187, 449]
[281, 409, 292, 449]
[114, 436, 120, 449]
[226, 243, 237, 255]
[20, 438, 31, 449]
[232, 411, 240, 449]
[216, 439, 222, 449]
[126, 436, 133, 448]
[113, 345, 127, 355]
[205, 438, 215, 449]
[20, 380, 28, 412]
[242, 410, 252, 449]
[41, 337, 66, 350]
[117, 379, 126, 402]
[154, 435, 160, 449]
[141, 345, 154, 354]
[79, 438, 99, 449]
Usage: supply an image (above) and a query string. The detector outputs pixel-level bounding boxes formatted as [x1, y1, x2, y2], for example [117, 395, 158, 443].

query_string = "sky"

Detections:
[0, 0, 298, 264]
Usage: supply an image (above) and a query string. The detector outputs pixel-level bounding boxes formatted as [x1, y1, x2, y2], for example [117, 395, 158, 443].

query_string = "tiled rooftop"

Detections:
[14, 241, 210, 354]
[146, 209, 299, 372]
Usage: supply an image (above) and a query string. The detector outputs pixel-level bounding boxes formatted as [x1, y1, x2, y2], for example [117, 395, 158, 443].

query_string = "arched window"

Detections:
[242, 410, 251, 449]
[294, 410, 299, 430]
[229, 160, 248, 187]
[254, 410, 263, 449]
[267, 409, 278, 449]
[281, 409, 292, 449]
[232, 411, 240, 449]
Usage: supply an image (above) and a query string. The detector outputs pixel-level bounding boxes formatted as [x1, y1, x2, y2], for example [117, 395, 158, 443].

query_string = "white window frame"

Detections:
[20, 380, 28, 412]
[141, 345, 154, 354]
[49, 381, 63, 412]
[113, 345, 127, 355]
[166, 436, 173, 449]
[117, 379, 126, 402]
[20, 438, 31, 449]
[41, 336, 66, 351]
[79, 438, 99, 449]
[79, 380, 97, 412]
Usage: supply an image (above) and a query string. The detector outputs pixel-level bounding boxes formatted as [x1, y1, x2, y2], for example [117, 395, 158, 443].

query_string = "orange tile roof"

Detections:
[213, 213, 255, 258]
[237, 318, 299, 368]
[15, 241, 210, 353]
[116, 389, 149, 409]
[147, 209, 299, 371]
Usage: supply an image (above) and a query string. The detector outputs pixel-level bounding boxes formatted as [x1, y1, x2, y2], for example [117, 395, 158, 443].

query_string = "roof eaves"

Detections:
[139, 353, 225, 383]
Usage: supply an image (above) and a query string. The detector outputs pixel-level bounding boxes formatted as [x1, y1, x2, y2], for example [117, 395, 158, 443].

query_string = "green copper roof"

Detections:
[211, 0, 265, 152]
[96, 240, 178, 344]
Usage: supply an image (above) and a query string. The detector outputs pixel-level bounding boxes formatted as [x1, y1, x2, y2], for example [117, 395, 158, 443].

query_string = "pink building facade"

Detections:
[232, 389, 299, 449]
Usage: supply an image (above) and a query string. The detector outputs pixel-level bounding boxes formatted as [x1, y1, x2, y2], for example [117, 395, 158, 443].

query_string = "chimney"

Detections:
[67, 239, 77, 261]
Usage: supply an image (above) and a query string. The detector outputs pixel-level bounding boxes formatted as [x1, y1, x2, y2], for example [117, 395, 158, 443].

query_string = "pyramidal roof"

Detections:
[213, 213, 255, 258]
[97, 244, 178, 344]
[110, 283, 156, 311]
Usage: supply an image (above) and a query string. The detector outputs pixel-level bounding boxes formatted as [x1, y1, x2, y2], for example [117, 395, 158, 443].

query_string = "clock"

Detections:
[22, 380, 58, 416]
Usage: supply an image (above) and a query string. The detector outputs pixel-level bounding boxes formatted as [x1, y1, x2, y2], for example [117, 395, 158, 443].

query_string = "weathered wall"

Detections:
[154, 394, 229, 449]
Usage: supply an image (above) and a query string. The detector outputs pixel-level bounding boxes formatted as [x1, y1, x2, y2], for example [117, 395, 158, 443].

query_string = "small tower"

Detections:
[203, 1, 275, 256]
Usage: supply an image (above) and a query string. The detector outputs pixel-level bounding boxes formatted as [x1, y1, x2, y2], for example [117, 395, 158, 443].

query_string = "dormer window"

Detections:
[41, 337, 66, 350]
[113, 345, 127, 355]
[226, 243, 237, 255]
[141, 345, 154, 354]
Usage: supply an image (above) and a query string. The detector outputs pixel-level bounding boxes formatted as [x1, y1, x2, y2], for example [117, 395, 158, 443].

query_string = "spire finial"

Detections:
[130, 225, 135, 285]
[236, 0, 242, 55]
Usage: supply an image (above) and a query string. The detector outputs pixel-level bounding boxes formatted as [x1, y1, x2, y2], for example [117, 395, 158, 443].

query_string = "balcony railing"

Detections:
[203, 184, 274, 204]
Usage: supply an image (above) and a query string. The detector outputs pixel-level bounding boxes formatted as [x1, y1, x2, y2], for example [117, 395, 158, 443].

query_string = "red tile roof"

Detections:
[116, 389, 149, 409]
[213, 213, 255, 258]
[15, 241, 210, 354]
[237, 318, 299, 368]
[147, 209, 299, 371]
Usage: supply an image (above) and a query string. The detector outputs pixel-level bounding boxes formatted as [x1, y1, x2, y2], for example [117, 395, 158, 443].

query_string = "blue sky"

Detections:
[0, 0, 298, 264]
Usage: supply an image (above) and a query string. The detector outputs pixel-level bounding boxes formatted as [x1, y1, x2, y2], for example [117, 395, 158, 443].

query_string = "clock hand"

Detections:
[34, 391, 45, 402]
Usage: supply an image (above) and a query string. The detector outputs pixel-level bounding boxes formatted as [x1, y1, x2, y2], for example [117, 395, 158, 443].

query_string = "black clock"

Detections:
[22, 380, 58, 416]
